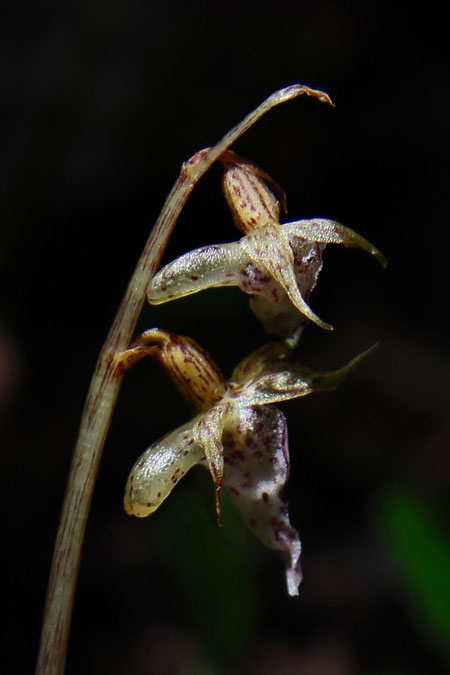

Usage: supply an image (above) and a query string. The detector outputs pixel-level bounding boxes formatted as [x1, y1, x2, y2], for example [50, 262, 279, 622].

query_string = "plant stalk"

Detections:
[35, 84, 331, 674]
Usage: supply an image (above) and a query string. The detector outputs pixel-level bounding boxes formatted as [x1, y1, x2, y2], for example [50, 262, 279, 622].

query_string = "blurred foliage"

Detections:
[166, 472, 261, 666]
[374, 490, 450, 667]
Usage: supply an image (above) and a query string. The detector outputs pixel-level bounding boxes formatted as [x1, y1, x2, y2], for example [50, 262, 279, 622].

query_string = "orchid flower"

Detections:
[120, 328, 374, 595]
[148, 151, 386, 336]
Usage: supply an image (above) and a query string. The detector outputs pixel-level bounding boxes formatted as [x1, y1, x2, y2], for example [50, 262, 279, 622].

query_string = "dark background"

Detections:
[1, 2, 449, 673]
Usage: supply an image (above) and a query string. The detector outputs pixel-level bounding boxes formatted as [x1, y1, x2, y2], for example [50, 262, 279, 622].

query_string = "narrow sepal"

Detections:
[241, 224, 332, 330]
[284, 218, 387, 268]
[233, 343, 378, 407]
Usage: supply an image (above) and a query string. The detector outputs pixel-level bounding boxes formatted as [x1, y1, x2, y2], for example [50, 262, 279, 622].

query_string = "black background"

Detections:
[1, 2, 449, 673]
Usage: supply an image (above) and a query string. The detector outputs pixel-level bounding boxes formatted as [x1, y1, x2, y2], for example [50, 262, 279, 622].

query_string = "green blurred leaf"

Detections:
[374, 490, 450, 664]
[166, 477, 261, 665]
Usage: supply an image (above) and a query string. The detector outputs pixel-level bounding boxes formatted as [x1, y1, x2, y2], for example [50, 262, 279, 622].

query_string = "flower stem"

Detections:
[35, 84, 332, 674]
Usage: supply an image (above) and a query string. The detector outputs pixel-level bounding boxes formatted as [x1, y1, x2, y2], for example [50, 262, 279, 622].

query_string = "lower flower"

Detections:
[122, 328, 374, 595]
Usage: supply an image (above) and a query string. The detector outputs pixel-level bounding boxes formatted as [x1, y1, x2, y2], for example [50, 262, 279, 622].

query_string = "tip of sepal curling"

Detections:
[374, 249, 388, 269]
[276, 84, 334, 109]
[312, 315, 334, 331]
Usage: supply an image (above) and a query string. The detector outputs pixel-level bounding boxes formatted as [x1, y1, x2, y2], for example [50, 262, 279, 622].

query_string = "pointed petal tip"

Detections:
[349, 342, 379, 366]
[330, 342, 379, 383]
[311, 315, 334, 331]
[284, 285, 333, 332]
[374, 249, 388, 269]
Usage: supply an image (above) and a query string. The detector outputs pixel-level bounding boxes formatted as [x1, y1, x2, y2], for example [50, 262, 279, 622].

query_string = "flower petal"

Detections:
[241, 223, 332, 330]
[248, 290, 305, 337]
[245, 240, 324, 336]
[235, 344, 378, 407]
[230, 339, 295, 387]
[284, 218, 387, 268]
[221, 405, 302, 596]
[148, 242, 249, 304]
[124, 418, 204, 518]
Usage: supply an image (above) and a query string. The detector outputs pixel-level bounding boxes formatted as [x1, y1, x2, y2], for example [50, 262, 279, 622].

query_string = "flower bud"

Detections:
[221, 151, 287, 234]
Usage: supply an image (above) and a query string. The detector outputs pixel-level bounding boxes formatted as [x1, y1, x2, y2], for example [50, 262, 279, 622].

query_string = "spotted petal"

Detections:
[221, 405, 302, 596]
[124, 418, 204, 517]
[148, 243, 249, 304]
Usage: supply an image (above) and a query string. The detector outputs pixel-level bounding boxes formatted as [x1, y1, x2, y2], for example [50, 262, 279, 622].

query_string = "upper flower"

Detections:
[121, 328, 373, 595]
[148, 152, 386, 336]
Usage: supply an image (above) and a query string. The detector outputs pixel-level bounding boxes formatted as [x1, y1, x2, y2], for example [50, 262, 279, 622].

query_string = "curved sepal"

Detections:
[241, 223, 332, 330]
[284, 218, 387, 268]
[235, 344, 378, 407]
[148, 242, 248, 304]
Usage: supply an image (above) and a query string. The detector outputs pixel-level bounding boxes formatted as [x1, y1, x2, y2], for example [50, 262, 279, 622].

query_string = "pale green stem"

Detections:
[35, 84, 332, 674]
